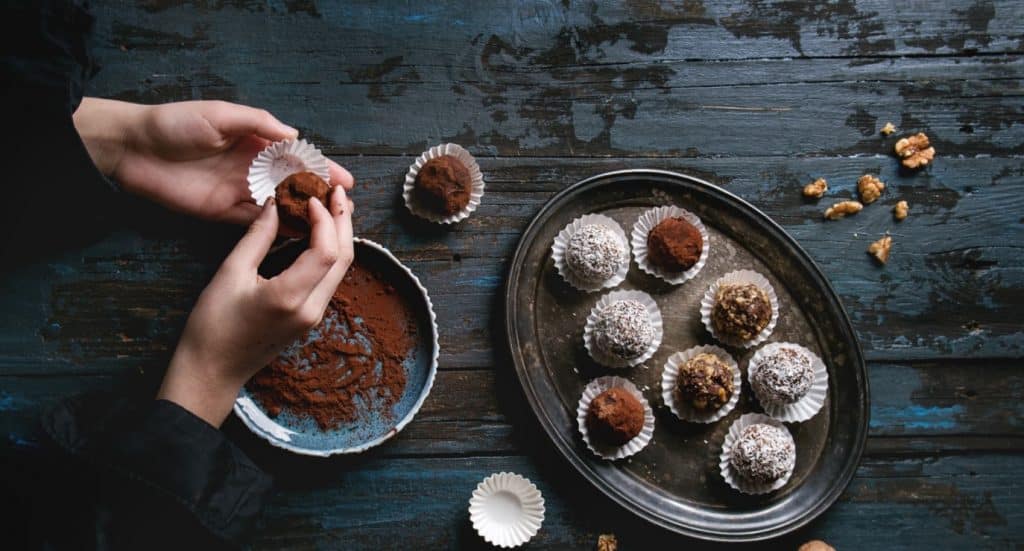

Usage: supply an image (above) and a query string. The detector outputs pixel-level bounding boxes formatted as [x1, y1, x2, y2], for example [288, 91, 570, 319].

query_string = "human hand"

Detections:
[73, 98, 354, 225]
[157, 186, 354, 427]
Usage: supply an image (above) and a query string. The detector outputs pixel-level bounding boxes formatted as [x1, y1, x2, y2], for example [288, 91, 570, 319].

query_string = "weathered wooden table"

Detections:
[3, 1, 1022, 548]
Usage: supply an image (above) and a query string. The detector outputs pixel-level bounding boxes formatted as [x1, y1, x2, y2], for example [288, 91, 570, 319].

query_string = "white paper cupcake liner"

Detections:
[631, 205, 710, 284]
[469, 472, 545, 548]
[583, 290, 663, 368]
[247, 139, 331, 206]
[403, 143, 485, 224]
[719, 413, 795, 495]
[661, 345, 741, 423]
[551, 213, 630, 292]
[748, 342, 829, 423]
[700, 269, 780, 348]
[576, 376, 655, 460]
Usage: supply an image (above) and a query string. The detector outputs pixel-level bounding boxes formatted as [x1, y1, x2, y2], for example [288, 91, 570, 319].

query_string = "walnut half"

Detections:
[894, 132, 935, 169]
[857, 174, 886, 203]
[803, 177, 828, 199]
[894, 200, 909, 221]
[824, 200, 864, 220]
[868, 235, 892, 264]
[597, 534, 618, 551]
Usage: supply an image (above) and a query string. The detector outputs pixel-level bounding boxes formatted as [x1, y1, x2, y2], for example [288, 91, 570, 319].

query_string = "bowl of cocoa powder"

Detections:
[234, 237, 438, 456]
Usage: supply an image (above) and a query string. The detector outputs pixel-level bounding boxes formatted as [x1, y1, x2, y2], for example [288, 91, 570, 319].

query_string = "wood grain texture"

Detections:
[0, 0, 1021, 547]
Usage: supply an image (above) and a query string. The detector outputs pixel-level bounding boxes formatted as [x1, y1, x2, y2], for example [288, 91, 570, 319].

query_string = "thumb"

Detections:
[209, 102, 298, 142]
[226, 199, 280, 271]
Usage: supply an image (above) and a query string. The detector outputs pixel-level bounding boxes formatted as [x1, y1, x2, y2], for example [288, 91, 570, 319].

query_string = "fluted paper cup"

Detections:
[631, 205, 710, 284]
[248, 139, 331, 205]
[748, 342, 828, 423]
[551, 213, 630, 292]
[403, 143, 484, 224]
[719, 413, 795, 495]
[700, 270, 779, 348]
[576, 376, 655, 460]
[583, 290, 663, 368]
[661, 344, 740, 423]
[469, 472, 545, 548]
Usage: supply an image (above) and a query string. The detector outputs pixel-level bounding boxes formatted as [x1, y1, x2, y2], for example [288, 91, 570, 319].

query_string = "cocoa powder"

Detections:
[247, 259, 416, 430]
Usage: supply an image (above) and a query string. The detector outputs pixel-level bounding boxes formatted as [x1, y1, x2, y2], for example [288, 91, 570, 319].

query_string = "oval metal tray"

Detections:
[505, 170, 868, 541]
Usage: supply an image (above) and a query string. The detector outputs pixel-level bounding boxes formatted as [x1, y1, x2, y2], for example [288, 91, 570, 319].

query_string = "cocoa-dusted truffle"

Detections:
[414, 155, 472, 216]
[586, 388, 644, 446]
[276, 171, 331, 232]
[567, 225, 627, 283]
[647, 216, 702, 272]
[749, 346, 814, 405]
[711, 284, 772, 342]
[675, 353, 734, 412]
[730, 423, 795, 486]
[592, 300, 654, 361]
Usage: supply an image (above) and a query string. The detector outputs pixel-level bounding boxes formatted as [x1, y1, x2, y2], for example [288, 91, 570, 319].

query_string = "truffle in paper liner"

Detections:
[661, 344, 740, 423]
[631, 205, 710, 284]
[551, 213, 630, 292]
[403, 143, 484, 224]
[700, 269, 779, 348]
[748, 341, 828, 423]
[576, 376, 655, 460]
[248, 139, 331, 205]
[583, 289, 663, 368]
[719, 413, 795, 495]
[469, 472, 545, 548]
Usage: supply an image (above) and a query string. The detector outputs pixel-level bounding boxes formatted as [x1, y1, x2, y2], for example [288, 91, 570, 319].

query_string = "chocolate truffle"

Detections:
[730, 423, 796, 486]
[566, 224, 627, 283]
[586, 388, 644, 446]
[647, 216, 703, 272]
[592, 300, 654, 361]
[711, 283, 772, 342]
[749, 346, 815, 405]
[275, 171, 331, 232]
[675, 353, 734, 411]
[414, 155, 472, 216]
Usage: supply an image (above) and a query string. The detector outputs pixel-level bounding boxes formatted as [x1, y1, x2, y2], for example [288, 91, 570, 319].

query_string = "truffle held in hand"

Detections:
[414, 155, 472, 216]
[676, 353, 733, 411]
[586, 388, 644, 446]
[275, 171, 331, 232]
[647, 216, 703, 272]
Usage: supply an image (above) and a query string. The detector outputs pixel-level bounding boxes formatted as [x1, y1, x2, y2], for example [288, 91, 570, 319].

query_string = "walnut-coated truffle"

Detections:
[711, 284, 772, 342]
[675, 353, 734, 411]
[647, 216, 703, 272]
[414, 155, 472, 215]
[275, 171, 331, 233]
[586, 388, 644, 446]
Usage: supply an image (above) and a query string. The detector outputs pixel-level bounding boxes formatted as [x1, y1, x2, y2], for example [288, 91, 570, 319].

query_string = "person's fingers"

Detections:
[208, 101, 298, 142]
[303, 187, 355, 310]
[224, 199, 279, 271]
[327, 161, 355, 191]
[221, 202, 263, 226]
[269, 197, 338, 306]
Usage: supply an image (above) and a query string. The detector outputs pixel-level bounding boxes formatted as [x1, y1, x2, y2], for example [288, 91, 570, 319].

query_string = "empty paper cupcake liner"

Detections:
[661, 344, 741, 424]
[248, 139, 331, 205]
[631, 205, 710, 285]
[719, 413, 795, 495]
[700, 269, 780, 348]
[576, 376, 655, 460]
[469, 472, 545, 548]
[748, 342, 829, 423]
[403, 143, 485, 224]
[583, 289, 663, 368]
[551, 213, 630, 292]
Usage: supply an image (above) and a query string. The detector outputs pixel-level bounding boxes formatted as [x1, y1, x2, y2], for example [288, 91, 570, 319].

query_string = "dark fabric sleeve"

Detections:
[38, 395, 273, 549]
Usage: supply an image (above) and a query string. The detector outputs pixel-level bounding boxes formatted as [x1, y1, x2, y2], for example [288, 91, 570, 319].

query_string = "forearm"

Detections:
[72, 98, 146, 177]
[158, 353, 247, 429]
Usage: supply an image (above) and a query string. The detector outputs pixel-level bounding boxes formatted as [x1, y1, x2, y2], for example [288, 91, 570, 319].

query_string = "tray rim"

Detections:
[504, 168, 869, 542]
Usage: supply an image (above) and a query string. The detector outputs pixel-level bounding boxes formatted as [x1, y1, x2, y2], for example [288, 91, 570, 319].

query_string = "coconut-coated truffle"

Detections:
[592, 300, 654, 361]
[586, 388, 644, 446]
[414, 155, 472, 215]
[675, 353, 734, 411]
[711, 283, 772, 342]
[275, 171, 331, 232]
[750, 346, 815, 405]
[647, 216, 703, 272]
[730, 423, 795, 486]
[566, 224, 626, 283]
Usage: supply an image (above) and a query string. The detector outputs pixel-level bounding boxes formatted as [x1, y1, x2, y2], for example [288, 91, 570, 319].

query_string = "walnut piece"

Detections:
[894, 132, 935, 169]
[880, 122, 896, 136]
[824, 200, 864, 220]
[868, 235, 892, 264]
[894, 200, 909, 221]
[799, 541, 836, 551]
[597, 534, 618, 551]
[803, 177, 828, 199]
[857, 174, 886, 203]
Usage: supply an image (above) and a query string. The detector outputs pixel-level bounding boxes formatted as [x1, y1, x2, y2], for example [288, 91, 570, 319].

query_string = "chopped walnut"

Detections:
[824, 200, 863, 220]
[803, 177, 828, 199]
[894, 200, 909, 221]
[894, 132, 935, 169]
[868, 234, 892, 264]
[857, 174, 886, 203]
[597, 534, 618, 551]
[880, 122, 896, 136]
